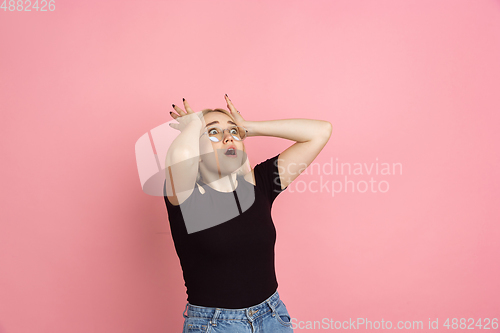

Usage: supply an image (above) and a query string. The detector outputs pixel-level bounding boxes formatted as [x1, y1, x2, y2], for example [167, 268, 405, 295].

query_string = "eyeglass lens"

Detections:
[207, 126, 246, 142]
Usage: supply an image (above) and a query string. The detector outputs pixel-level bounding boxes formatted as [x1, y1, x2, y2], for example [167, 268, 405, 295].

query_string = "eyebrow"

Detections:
[205, 120, 237, 128]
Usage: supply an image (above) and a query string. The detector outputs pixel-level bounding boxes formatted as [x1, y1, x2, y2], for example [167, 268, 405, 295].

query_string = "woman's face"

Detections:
[199, 112, 247, 177]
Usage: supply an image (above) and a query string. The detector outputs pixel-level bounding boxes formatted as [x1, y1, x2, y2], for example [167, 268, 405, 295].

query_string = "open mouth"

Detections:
[225, 148, 236, 156]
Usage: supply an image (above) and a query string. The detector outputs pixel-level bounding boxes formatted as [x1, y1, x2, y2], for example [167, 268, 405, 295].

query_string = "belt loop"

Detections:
[209, 308, 221, 327]
[266, 299, 277, 317]
[182, 303, 189, 319]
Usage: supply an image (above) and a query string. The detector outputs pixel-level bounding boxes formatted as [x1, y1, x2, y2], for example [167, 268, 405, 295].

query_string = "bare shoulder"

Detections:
[244, 168, 256, 186]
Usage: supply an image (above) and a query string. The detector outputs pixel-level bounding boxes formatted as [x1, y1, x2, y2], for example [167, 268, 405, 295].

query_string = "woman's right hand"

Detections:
[169, 98, 203, 132]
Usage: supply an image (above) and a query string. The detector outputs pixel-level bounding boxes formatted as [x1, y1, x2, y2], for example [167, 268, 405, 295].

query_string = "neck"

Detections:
[200, 173, 239, 192]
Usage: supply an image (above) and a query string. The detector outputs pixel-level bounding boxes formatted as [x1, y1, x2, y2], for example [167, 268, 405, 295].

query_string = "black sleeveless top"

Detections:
[163, 154, 287, 308]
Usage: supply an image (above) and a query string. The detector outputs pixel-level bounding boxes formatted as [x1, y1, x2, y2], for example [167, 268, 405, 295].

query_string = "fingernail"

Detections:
[170, 111, 173, 115]
[225, 94, 228, 98]
[172, 104, 175, 108]
[182, 98, 185, 102]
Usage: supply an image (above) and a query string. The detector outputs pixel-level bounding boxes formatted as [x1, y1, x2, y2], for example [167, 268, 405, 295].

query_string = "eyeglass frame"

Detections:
[199, 125, 249, 142]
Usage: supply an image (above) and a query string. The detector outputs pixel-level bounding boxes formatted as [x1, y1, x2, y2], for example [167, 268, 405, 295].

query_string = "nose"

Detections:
[222, 129, 234, 143]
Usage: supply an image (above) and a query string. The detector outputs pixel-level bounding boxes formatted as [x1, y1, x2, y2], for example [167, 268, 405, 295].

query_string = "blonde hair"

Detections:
[196, 108, 250, 185]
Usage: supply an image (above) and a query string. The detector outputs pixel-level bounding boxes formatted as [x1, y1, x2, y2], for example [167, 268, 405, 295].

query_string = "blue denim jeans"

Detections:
[181, 290, 293, 332]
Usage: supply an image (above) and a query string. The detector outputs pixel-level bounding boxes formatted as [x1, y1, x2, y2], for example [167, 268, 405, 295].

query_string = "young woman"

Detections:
[163, 94, 332, 332]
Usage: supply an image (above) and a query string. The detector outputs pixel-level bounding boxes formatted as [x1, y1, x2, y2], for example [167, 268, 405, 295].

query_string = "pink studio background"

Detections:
[1, 0, 499, 332]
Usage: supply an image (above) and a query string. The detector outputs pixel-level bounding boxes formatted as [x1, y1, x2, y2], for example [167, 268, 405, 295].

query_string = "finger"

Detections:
[169, 111, 179, 120]
[225, 94, 237, 114]
[183, 98, 194, 114]
[168, 123, 179, 130]
[172, 103, 187, 116]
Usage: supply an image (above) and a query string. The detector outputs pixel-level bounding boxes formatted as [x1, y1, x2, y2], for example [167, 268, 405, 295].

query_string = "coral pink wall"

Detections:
[1, 0, 499, 332]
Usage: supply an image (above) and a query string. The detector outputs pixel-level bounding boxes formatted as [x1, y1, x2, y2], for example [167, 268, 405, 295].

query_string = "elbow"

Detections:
[321, 121, 332, 139]
[166, 148, 198, 167]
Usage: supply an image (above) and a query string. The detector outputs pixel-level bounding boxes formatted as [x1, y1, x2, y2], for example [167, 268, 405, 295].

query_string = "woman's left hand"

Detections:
[225, 94, 247, 127]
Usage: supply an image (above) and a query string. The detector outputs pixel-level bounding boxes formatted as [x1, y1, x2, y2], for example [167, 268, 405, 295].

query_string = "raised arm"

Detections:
[223, 95, 332, 190]
[164, 100, 204, 205]
[242, 119, 332, 189]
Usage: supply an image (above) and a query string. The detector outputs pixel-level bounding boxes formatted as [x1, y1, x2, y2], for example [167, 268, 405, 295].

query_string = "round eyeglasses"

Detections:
[200, 125, 248, 142]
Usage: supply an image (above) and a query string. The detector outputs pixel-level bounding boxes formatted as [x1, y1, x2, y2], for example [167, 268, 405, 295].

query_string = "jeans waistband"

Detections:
[182, 289, 282, 322]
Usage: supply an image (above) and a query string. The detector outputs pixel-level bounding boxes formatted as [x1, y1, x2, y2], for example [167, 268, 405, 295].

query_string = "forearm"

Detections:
[242, 118, 332, 143]
[165, 121, 202, 166]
